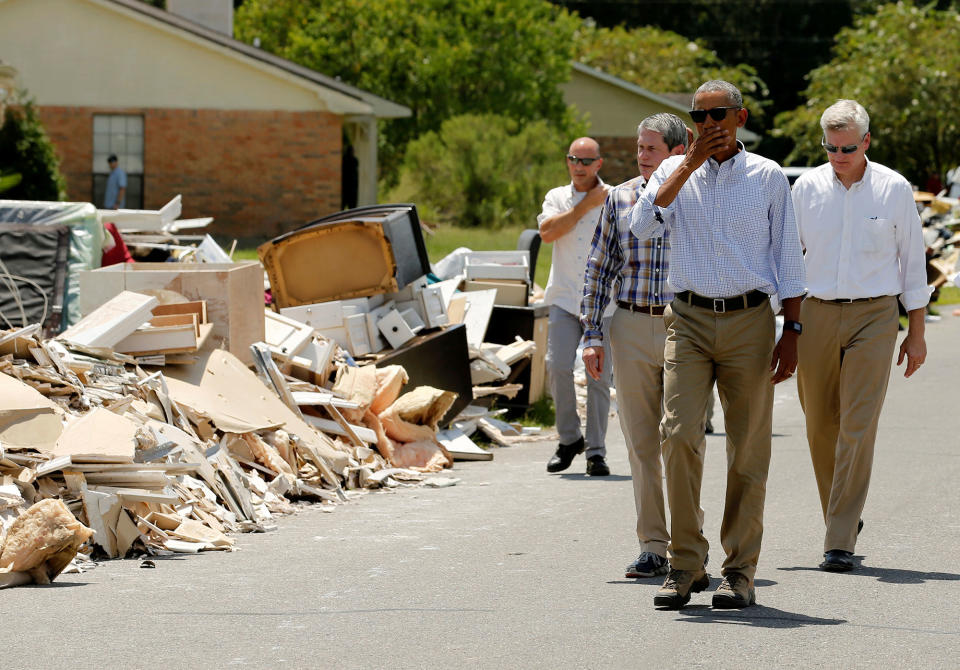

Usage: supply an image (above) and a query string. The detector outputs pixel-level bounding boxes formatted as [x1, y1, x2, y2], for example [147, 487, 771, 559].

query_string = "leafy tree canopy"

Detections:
[775, 1, 960, 183]
[0, 93, 66, 201]
[387, 113, 573, 228]
[573, 20, 768, 125]
[234, 0, 582, 183]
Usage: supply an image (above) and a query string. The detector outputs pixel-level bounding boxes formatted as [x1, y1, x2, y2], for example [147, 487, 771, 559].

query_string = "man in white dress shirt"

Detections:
[792, 99, 928, 572]
[630, 80, 806, 610]
[538, 137, 613, 477]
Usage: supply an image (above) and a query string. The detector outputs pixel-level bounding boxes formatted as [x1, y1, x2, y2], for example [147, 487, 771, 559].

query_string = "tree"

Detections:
[0, 93, 66, 201]
[387, 113, 572, 228]
[573, 21, 768, 125]
[234, 0, 582, 184]
[775, 2, 960, 183]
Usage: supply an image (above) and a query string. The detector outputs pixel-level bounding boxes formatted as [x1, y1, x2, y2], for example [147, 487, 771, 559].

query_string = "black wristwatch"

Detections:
[783, 320, 802, 335]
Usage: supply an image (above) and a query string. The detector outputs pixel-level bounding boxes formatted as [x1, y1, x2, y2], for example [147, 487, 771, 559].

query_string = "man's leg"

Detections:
[660, 300, 716, 572]
[797, 298, 843, 518]
[825, 297, 899, 552]
[713, 302, 775, 584]
[546, 305, 583, 446]
[610, 308, 669, 556]
[584, 315, 613, 459]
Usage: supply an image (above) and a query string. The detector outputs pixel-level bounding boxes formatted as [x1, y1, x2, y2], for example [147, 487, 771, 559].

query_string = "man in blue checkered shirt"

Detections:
[581, 113, 692, 581]
[630, 80, 806, 611]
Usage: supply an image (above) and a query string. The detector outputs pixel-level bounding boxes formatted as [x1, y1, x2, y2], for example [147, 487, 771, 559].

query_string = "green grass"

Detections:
[934, 285, 960, 306]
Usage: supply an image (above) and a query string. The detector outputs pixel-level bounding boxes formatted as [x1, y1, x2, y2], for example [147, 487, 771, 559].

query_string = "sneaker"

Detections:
[654, 568, 709, 609]
[585, 455, 610, 476]
[712, 572, 756, 609]
[546, 437, 584, 473]
[625, 552, 669, 578]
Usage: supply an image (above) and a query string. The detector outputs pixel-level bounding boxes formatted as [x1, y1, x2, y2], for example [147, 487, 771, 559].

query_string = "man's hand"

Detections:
[582, 345, 605, 381]
[685, 126, 731, 171]
[583, 183, 609, 210]
[770, 332, 798, 384]
[897, 331, 926, 378]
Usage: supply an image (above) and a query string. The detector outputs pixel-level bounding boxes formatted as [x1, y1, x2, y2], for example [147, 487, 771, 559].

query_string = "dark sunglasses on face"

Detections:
[688, 106, 740, 123]
[566, 154, 599, 166]
[821, 135, 866, 154]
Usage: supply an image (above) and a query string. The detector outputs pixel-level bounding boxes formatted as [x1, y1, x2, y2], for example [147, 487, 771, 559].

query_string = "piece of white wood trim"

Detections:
[60, 291, 158, 348]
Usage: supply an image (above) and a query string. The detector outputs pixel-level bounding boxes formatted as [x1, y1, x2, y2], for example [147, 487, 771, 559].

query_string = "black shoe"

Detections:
[705, 419, 714, 434]
[820, 549, 855, 572]
[546, 437, 584, 473]
[586, 455, 610, 476]
[858, 519, 863, 535]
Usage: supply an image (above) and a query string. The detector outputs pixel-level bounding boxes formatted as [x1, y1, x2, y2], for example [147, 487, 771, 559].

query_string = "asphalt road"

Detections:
[4, 312, 959, 669]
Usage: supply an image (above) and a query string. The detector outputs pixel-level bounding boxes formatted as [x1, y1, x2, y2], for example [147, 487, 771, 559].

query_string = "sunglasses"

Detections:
[688, 106, 740, 123]
[821, 135, 866, 154]
[566, 155, 600, 166]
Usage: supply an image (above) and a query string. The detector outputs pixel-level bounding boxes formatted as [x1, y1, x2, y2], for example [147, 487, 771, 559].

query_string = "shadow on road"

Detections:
[676, 604, 846, 628]
[606, 577, 778, 587]
[779, 562, 960, 585]
[557, 474, 632, 482]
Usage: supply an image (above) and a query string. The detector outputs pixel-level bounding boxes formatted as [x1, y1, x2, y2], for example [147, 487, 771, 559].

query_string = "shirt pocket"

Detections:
[861, 217, 896, 254]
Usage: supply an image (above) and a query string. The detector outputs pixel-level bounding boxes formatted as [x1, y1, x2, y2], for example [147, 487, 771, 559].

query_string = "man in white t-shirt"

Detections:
[538, 137, 613, 476]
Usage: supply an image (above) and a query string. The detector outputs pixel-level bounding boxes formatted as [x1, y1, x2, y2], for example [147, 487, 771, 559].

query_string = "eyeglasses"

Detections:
[688, 106, 740, 124]
[821, 135, 866, 154]
[566, 155, 600, 166]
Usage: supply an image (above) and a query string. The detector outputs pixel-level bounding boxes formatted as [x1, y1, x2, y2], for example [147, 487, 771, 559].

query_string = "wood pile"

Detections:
[0, 290, 467, 588]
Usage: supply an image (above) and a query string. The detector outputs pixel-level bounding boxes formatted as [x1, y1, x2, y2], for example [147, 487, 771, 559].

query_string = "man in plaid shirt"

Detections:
[581, 113, 691, 580]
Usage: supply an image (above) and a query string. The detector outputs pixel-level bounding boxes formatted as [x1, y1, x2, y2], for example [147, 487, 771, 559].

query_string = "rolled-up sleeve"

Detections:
[768, 170, 807, 299]
[630, 160, 677, 241]
[896, 183, 931, 311]
[537, 187, 563, 229]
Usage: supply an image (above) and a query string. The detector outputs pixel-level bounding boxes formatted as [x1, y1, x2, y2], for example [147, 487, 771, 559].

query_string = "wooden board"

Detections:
[60, 291, 157, 348]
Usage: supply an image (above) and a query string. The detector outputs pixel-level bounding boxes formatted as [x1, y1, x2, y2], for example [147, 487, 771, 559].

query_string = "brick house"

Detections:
[561, 62, 760, 186]
[0, 0, 410, 241]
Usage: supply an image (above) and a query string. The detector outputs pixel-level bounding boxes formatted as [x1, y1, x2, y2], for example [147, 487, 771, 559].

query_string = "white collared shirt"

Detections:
[792, 159, 929, 311]
[538, 179, 615, 317]
[629, 148, 806, 300]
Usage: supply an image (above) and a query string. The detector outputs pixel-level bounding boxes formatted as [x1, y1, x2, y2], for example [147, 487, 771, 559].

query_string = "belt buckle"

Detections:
[713, 298, 725, 313]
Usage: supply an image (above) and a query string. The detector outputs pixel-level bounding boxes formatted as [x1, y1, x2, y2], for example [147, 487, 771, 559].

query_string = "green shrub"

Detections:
[0, 94, 67, 201]
[388, 113, 577, 228]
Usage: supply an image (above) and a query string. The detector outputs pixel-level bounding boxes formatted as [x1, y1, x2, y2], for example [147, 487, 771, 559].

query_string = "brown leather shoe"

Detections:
[712, 572, 756, 608]
[654, 568, 710, 609]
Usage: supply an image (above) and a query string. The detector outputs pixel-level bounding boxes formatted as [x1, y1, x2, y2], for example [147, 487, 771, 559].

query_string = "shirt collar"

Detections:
[568, 176, 605, 196]
[831, 155, 871, 189]
[705, 140, 746, 172]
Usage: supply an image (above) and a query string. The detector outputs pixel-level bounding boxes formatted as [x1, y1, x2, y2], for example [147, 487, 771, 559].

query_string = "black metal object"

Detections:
[0, 224, 70, 334]
[374, 323, 472, 427]
[484, 303, 550, 416]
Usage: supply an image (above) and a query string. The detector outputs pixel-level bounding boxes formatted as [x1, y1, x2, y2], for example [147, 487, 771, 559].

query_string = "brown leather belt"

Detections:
[617, 300, 666, 316]
[675, 289, 768, 313]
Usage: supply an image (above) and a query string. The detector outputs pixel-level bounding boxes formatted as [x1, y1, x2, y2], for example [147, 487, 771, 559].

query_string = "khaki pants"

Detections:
[609, 308, 670, 555]
[661, 298, 775, 581]
[797, 296, 898, 553]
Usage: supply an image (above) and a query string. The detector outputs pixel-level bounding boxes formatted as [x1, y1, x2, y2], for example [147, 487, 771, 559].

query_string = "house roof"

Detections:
[106, 0, 410, 119]
[570, 62, 760, 144]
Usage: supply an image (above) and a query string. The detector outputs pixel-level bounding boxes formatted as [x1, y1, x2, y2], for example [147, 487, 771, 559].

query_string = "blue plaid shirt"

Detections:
[581, 176, 672, 349]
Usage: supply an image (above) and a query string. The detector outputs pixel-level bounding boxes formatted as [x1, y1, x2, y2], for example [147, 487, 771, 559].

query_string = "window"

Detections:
[92, 114, 144, 209]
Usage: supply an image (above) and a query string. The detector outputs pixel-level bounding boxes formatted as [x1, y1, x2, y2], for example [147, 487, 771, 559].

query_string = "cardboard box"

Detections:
[78, 262, 264, 364]
[462, 279, 529, 307]
[464, 250, 530, 282]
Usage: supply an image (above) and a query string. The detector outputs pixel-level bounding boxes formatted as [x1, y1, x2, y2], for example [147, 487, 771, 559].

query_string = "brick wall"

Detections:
[596, 135, 639, 187]
[38, 106, 342, 241]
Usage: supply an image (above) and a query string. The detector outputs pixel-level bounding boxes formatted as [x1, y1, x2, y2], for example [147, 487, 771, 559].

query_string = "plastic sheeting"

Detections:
[0, 200, 104, 328]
